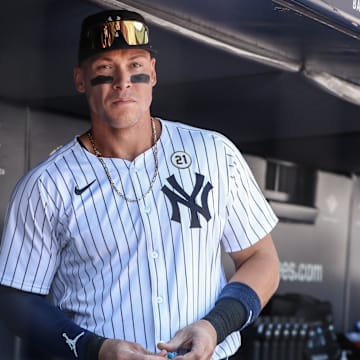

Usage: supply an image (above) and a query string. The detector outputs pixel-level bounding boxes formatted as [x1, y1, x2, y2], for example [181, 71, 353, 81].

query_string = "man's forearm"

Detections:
[229, 234, 280, 307]
[0, 285, 105, 359]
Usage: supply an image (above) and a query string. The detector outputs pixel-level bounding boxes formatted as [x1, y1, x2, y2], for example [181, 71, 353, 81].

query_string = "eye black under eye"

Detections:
[91, 75, 113, 86]
[130, 74, 150, 83]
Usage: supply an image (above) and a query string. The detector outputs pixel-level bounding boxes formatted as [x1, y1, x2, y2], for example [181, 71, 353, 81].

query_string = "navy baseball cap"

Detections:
[78, 9, 156, 64]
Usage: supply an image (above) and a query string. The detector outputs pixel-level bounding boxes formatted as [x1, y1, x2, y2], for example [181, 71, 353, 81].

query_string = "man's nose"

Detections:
[112, 69, 131, 89]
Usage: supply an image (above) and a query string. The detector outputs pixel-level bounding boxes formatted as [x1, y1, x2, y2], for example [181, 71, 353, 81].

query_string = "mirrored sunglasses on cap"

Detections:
[85, 18, 150, 50]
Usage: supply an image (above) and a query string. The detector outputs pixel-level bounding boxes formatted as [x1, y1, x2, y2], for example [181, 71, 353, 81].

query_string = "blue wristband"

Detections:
[218, 282, 262, 328]
[202, 282, 262, 344]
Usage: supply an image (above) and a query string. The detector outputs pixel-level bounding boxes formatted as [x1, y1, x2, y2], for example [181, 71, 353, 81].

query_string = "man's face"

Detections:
[74, 48, 157, 129]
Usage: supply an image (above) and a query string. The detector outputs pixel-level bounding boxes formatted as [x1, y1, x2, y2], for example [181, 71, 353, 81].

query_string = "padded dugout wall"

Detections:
[0, 103, 27, 360]
[346, 176, 360, 332]
[244, 154, 356, 332]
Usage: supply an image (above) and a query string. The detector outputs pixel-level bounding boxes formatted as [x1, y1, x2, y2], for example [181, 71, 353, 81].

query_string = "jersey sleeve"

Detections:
[221, 142, 278, 252]
[0, 170, 60, 295]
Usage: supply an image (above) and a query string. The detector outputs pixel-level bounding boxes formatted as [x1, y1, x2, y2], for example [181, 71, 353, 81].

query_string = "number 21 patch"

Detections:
[171, 151, 192, 169]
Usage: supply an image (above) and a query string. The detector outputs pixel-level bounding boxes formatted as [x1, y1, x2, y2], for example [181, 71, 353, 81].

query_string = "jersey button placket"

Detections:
[131, 164, 140, 173]
[129, 162, 142, 199]
[139, 170, 169, 344]
[155, 296, 163, 304]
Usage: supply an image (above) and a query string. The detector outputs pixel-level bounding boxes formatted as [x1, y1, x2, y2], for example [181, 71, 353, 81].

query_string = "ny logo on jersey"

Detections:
[162, 173, 213, 228]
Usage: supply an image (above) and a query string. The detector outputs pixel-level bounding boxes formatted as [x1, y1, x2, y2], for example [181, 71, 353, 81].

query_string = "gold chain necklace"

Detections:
[87, 117, 159, 202]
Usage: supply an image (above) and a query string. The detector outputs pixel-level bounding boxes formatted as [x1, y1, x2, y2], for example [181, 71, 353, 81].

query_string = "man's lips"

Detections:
[111, 97, 135, 105]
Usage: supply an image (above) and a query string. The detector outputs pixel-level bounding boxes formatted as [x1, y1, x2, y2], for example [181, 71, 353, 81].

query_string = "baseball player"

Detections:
[0, 9, 280, 360]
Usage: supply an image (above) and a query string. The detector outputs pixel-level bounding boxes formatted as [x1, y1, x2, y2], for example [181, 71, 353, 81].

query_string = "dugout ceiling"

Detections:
[1, 0, 360, 174]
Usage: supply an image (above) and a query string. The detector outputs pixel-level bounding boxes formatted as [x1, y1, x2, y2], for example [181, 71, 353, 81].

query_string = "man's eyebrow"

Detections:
[128, 54, 149, 60]
[93, 56, 113, 63]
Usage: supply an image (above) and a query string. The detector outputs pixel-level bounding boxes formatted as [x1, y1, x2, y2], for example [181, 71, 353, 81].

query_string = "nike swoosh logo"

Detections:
[75, 180, 96, 195]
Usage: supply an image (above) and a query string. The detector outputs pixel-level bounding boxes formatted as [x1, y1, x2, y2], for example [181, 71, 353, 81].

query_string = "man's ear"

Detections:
[151, 74, 157, 87]
[73, 67, 85, 93]
[151, 58, 157, 87]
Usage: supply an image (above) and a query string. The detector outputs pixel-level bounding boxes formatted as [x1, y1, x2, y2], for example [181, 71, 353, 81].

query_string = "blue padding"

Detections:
[217, 282, 261, 327]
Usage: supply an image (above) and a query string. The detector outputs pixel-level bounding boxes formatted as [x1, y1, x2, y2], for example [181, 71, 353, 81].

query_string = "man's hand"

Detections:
[99, 339, 167, 360]
[157, 320, 217, 360]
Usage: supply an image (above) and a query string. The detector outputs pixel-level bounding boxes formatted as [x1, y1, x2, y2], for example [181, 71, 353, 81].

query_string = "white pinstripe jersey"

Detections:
[0, 118, 278, 359]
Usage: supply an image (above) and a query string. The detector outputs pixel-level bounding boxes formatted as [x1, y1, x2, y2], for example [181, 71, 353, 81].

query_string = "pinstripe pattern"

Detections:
[0, 118, 277, 359]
